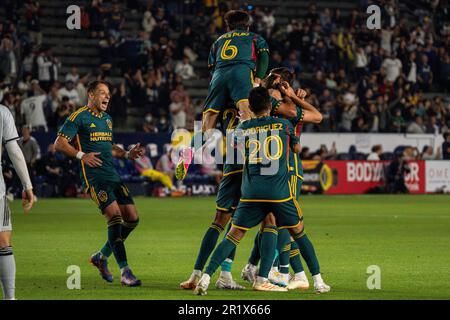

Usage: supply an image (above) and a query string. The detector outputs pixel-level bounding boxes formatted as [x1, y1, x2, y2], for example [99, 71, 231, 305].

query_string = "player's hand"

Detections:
[22, 189, 34, 213]
[279, 81, 296, 98]
[296, 88, 307, 100]
[82, 152, 103, 167]
[128, 143, 145, 160]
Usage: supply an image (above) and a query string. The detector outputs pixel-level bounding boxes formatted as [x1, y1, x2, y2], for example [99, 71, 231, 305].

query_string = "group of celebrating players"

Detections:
[177, 10, 330, 295]
[0, 9, 330, 300]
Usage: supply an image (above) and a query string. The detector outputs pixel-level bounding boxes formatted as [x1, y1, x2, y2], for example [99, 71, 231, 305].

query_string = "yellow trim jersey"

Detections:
[58, 106, 120, 190]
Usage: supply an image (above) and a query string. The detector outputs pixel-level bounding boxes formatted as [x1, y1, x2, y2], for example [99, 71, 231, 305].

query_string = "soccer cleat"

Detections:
[268, 270, 289, 287]
[175, 147, 193, 180]
[287, 274, 310, 290]
[241, 263, 258, 283]
[215, 275, 245, 290]
[253, 279, 288, 292]
[120, 268, 142, 287]
[89, 252, 113, 283]
[194, 274, 210, 296]
[180, 272, 201, 290]
[314, 281, 331, 293]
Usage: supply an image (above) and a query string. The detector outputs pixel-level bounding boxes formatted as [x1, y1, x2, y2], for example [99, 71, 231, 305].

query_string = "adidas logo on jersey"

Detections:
[90, 123, 96, 128]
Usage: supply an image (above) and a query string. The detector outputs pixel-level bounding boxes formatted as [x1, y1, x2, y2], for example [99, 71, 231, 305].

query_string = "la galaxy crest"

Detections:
[98, 190, 108, 202]
[106, 119, 113, 130]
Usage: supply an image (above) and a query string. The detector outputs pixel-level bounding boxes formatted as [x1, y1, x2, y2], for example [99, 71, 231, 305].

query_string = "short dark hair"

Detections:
[371, 144, 382, 153]
[224, 10, 250, 30]
[87, 80, 110, 94]
[270, 67, 295, 86]
[249, 87, 271, 115]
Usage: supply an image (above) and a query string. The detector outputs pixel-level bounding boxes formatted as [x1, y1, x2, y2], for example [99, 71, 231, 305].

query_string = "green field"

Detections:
[8, 195, 450, 300]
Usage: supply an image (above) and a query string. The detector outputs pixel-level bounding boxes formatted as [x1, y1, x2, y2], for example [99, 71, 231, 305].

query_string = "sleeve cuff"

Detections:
[57, 132, 73, 141]
[4, 137, 19, 144]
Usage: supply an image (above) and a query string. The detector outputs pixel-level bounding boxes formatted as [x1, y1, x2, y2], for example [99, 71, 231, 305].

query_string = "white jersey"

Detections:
[0, 104, 20, 197]
[20, 94, 48, 128]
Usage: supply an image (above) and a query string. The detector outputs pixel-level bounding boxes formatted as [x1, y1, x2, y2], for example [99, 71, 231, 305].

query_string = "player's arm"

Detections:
[286, 120, 301, 154]
[270, 91, 297, 118]
[54, 116, 102, 167]
[254, 35, 270, 86]
[207, 42, 216, 73]
[112, 143, 144, 160]
[2, 111, 33, 212]
[279, 83, 322, 123]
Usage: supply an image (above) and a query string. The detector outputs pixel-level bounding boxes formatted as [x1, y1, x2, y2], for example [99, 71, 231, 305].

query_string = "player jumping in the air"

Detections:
[55, 81, 144, 287]
[179, 9, 271, 290]
[0, 104, 34, 300]
[194, 86, 308, 294]
[175, 9, 270, 181]
[242, 68, 330, 293]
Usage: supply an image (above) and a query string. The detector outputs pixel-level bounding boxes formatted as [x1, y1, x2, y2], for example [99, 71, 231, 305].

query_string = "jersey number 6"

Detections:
[220, 39, 238, 60]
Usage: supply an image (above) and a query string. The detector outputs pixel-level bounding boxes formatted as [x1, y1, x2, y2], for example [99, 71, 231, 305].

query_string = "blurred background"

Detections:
[0, 0, 449, 198]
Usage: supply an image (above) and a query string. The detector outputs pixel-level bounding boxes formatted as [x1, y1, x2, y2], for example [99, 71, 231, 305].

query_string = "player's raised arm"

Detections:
[2, 108, 34, 212]
[279, 82, 323, 124]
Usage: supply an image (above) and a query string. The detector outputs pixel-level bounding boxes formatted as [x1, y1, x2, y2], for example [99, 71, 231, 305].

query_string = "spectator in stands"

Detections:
[175, 56, 195, 80]
[107, 2, 125, 40]
[36, 46, 54, 92]
[25, 1, 43, 47]
[442, 133, 450, 160]
[58, 80, 80, 107]
[88, 0, 105, 38]
[169, 93, 187, 129]
[65, 66, 80, 83]
[421, 145, 441, 160]
[21, 80, 48, 131]
[382, 51, 403, 83]
[417, 54, 433, 92]
[18, 125, 40, 189]
[142, 9, 157, 34]
[37, 143, 65, 196]
[76, 73, 89, 106]
[142, 113, 158, 133]
[426, 115, 440, 135]
[367, 145, 383, 160]
[407, 116, 426, 134]
[156, 146, 175, 180]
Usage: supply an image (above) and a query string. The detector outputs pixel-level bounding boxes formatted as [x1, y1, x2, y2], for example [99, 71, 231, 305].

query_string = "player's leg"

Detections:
[268, 229, 291, 287]
[241, 228, 261, 283]
[0, 231, 15, 300]
[216, 218, 245, 290]
[102, 201, 141, 287]
[0, 197, 15, 300]
[287, 240, 309, 290]
[180, 209, 231, 290]
[230, 65, 255, 121]
[286, 199, 330, 293]
[176, 72, 225, 181]
[253, 213, 287, 291]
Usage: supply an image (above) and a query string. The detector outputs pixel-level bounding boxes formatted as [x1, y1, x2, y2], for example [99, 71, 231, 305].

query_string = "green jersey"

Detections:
[58, 106, 120, 190]
[235, 116, 299, 202]
[219, 103, 243, 175]
[208, 30, 269, 71]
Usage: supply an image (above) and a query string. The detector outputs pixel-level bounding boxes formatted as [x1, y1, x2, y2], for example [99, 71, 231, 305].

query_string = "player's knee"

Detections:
[289, 221, 305, 238]
[228, 226, 246, 241]
[0, 232, 11, 247]
[214, 210, 231, 228]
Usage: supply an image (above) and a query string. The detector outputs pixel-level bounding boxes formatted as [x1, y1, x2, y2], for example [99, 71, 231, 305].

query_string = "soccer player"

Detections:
[0, 104, 34, 300]
[175, 9, 270, 180]
[54, 80, 144, 287]
[242, 69, 330, 293]
[194, 86, 307, 294]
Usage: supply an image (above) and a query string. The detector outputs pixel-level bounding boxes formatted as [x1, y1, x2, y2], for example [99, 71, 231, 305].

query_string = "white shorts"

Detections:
[0, 196, 12, 232]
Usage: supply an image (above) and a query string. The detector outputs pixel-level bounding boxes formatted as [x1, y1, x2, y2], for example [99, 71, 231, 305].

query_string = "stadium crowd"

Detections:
[0, 0, 449, 198]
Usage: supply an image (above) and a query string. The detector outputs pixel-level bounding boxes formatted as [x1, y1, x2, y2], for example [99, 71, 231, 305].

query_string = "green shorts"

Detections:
[232, 198, 303, 230]
[203, 64, 254, 114]
[89, 181, 134, 212]
[216, 171, 242, 213]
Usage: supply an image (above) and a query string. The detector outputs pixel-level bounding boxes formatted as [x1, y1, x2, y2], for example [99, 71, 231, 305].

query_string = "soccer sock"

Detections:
[257, 225, 278, 279]
[194, 222, 224, 271]
[0, 246, 16, 300]
[100, 218, 139, 258]
[220, 223, 236, 274]
[107, 215, 128, 269]
[279, 244, 291, 274]
[293, 228, 320, 276]
[248, 231, 261, 266]
[289, 241, 304, 274]
[205, 234, 240, 276]
[276, 229, 291, 273]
